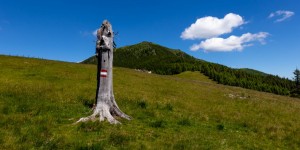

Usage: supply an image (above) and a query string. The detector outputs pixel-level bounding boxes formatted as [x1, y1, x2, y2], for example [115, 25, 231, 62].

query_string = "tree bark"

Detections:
[76, 20, 131, 124]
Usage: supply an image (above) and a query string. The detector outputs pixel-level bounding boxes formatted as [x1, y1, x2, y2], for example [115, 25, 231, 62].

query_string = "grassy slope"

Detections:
[0, 55, 300, 149]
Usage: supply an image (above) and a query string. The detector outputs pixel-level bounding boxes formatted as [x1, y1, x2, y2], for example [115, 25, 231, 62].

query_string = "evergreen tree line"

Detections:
[199, 63, 294, 96]
[114, 56, 295, 96]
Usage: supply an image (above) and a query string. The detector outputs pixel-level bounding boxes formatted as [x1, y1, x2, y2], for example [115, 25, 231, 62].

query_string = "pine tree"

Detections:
[294, 69, 300, 87]
[292, 68, 300, 97]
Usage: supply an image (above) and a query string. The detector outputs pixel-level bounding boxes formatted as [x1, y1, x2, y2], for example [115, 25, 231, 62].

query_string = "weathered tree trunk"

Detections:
[76, 20, 131, 124]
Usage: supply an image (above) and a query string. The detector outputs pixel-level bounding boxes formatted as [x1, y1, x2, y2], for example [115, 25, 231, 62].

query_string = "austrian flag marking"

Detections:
[100, 69, 108, 77]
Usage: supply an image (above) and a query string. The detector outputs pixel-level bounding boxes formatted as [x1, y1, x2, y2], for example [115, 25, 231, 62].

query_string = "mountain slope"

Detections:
[82, 41, 197, 63]
[82, 42, 295, 96]
[1, 55, 300, 149]
[83, 41, 201, 75]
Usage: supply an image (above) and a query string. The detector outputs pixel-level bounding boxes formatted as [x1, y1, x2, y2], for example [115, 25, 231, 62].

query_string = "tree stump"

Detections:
[76, 20, 131, 124]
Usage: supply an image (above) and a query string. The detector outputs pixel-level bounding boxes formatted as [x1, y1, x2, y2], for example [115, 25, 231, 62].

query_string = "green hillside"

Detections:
[1, 55, 300, 149]
[82, 42, 295, 96]
[82, 41, 200, 75]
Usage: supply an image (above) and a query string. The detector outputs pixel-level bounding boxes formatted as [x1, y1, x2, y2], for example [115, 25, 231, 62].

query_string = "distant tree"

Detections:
[291, 68, 300, 97]
[294, 69, 300, 87]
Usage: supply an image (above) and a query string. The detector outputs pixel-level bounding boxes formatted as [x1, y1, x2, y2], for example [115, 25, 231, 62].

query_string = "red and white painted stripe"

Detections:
[100, 69, 108, 77]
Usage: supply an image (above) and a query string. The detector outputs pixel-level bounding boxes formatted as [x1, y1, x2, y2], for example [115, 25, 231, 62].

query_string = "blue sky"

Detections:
[0, 0, 299, 79]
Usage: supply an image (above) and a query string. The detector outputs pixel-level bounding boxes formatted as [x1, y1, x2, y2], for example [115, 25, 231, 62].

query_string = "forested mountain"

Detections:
[82, 41, 200, 74]
[82, 41, 295, 96]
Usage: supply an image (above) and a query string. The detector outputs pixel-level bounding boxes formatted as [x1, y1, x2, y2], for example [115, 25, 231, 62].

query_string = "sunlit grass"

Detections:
[0, 55, 300, 149]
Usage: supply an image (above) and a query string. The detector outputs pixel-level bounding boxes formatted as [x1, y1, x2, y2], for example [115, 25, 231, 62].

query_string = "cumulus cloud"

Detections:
[181, 13, 244, 39]
[190, 32, 269, 52]
[181, 13, 269, 52]
[269, 10, 295, 22]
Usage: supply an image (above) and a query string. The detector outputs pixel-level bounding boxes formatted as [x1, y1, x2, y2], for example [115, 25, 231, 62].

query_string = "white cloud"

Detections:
[79, 29, 98, 37]
[269, 10, 295, 22]
[181, 13, 244, 39]
[181, 13, 269, 52]
[190, 32, 269, 52]
[92, 29, 98, 37]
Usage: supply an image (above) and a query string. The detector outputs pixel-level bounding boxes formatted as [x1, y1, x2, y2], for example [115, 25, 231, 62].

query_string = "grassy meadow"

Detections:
[0, 55, 300, 149]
